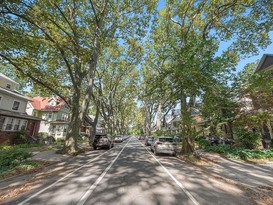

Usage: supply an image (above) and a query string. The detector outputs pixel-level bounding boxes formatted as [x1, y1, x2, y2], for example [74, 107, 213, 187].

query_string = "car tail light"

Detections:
[172, 143, 177, 145]
[157, 141, 162, 144]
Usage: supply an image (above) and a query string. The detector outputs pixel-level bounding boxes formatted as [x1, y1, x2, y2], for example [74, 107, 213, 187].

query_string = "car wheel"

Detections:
[93, 146, 97, 150]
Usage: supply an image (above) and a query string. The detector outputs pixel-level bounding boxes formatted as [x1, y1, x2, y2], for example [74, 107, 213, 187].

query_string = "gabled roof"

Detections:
[0, 87, 30, 101]
[30, 96, 66, 111]
[0, 73, 18, 84]
[255, 54, 273, 72]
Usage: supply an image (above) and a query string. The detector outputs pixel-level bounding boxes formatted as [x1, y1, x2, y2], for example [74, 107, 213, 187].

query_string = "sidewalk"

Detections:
[0, 147, 81, 203]
[198, 151, 273, 188]
[29, 149, 70, 162]
[196, 151, 273, 204]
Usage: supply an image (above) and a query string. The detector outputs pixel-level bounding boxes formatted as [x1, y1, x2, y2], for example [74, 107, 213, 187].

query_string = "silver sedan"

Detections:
[151, 136, 176, 156]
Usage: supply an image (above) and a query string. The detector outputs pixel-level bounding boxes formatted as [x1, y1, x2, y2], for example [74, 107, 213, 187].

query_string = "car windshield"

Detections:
[173, 137, 182, 142]
[158, 137, 173, 142]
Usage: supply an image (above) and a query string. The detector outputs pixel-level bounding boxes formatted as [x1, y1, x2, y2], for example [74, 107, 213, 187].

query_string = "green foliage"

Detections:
[0, 148, 32, 173]
[38, 132, 49, 138]
[204, 145, 273, 160]
[0, 144, 41, 151]
[17, 161, 40, 170]
[196, 138, 211, 149]
[235, 128, 261, 149]
[153, 130, 173, 137]
[15, 130, 29, 144]
[0, 0, 157, 153]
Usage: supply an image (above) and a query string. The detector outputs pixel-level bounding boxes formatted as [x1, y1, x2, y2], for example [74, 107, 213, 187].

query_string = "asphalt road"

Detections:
[7, 137, 256, 205]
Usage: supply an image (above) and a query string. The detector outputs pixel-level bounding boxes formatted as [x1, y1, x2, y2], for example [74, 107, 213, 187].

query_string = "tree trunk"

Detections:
[180, 93, 195, 155]
[228, 121, 234, 139]
[62, 89, 81, 154]
[145, 104, 152, 136]
[79, 39, 100, 123]
[156, 102, 162, 131]
[266, 119, 273, 139]
[89, 99, 100, 146]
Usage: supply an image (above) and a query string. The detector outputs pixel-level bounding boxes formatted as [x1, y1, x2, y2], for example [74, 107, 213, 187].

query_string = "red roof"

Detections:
[30, 96, 66, 111]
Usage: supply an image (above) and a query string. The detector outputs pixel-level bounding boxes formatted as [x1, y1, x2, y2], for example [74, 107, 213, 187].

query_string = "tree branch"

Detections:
[0, 53, 70, 106]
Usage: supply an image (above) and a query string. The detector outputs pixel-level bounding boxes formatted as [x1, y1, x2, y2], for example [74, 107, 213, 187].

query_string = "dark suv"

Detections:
[92, 134, 113, 150]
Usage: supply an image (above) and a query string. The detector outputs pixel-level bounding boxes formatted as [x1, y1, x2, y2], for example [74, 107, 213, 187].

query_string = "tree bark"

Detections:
[266, 119, 273, 139]
[62, 88, 81, 154]
[156, 102, 162, 131]
[180, 93, 195, 154]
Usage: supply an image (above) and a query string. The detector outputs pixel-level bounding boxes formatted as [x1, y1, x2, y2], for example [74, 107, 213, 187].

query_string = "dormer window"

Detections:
[49, 100, 56, 106]
[6, 84, 11, 89]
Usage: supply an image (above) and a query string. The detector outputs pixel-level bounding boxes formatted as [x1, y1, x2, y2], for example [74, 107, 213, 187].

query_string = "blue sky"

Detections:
[235, 34, 273, 73]
[156, 1, 273, 74]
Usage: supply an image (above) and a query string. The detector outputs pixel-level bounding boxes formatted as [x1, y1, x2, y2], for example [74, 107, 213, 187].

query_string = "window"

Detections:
[20, 120, 27, 130]
[12, 101, 20, 111]
[5, 118, 13, 130]
[42, 113, 48, 120]
[48, 112, 52, 120]
[14, 119, 21, 131]
[6, 84, 11, 89]
[51, 125, 56, 132]
[49, 100, 56, 106]
[62, 114, 68, 121]
[0, 116, 5, 131]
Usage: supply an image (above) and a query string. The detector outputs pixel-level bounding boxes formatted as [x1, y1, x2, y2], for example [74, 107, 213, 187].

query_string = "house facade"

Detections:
[255, 54, 273, 72]
[255, 54, 273, 145]
[26, 96, 70, 140]
[80, 115, 106, 136]
[161, 108, 205, 135]
[0, 73, 41, 145]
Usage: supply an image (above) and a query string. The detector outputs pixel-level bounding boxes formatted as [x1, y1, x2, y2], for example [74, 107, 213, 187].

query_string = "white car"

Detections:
[151, 136, 176, 156]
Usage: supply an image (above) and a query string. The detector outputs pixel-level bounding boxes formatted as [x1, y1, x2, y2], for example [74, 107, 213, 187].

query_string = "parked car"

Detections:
[92, 134, 113, 150]
[151, 136, 176, 156]
[114, 136, 123, 143]
[138, 135, 145, 140]
[173, 136, 183, 153]
[145, 136, 155, 146]
[206, 135, 235, 146]
[207, 136, 220, 146]
[219, 137, 235, 145]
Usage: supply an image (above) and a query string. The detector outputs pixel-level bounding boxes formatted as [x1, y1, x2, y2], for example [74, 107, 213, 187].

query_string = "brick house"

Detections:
[0, 73, 41, 145]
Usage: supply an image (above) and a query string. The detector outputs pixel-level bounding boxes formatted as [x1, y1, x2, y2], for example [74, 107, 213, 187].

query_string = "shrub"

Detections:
[38, 132, 48, 138]
[204, 145, 273, 160]
[0, 148, 32, 172]
[195, 135, 211, 149]
[153, 130, 173, 137]
[14, 130, 29, 144]
[235, 128, 261, 149]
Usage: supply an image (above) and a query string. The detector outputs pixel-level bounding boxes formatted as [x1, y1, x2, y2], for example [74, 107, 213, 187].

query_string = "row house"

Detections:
[26, 96, 70, 140]
[0, 73, 41, 145]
